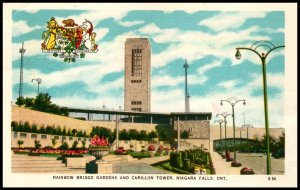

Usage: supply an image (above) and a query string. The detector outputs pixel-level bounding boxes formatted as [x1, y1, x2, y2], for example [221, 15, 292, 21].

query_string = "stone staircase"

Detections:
[12, 154, 85, 174]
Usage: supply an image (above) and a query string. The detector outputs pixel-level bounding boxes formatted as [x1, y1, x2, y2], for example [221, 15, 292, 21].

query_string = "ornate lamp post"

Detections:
[236, 127, 244, 139]
[214, 119, 224, 151]
[216, 112, 232, 152]
[220, 97, 246, 162]
[31, 78, 42, 96]
[235, 40, 284, 174]
[242, 124, 254, 153]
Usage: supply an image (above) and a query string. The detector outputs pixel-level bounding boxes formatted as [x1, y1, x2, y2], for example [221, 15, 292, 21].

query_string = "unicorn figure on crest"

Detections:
[81, 19, 95, 50]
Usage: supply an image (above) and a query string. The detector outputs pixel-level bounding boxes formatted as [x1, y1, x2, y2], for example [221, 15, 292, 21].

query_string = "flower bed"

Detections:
[115, 147, 128, 155]
[240, 167, 255, 175]
[231, 161, 242, 167]
[13, 149, 31, 154]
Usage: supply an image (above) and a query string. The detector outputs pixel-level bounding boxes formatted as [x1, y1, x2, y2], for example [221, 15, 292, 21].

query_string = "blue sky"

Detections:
[11, 9, 285, 128]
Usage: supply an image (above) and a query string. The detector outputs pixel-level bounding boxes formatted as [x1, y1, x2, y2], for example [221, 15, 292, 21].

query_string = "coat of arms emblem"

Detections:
[41, 17, 98, 62]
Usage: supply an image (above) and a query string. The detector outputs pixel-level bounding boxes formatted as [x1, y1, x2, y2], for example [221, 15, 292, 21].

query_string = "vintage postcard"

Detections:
[3, 3, 297, 187]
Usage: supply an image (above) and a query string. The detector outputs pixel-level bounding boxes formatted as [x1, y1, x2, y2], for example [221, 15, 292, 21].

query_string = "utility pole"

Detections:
[183, 59, 190, 112]
[19, 42, 26, 98]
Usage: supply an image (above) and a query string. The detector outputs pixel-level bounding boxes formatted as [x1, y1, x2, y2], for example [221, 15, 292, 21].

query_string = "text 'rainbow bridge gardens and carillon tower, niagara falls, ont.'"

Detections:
[10, 9, 285, 176]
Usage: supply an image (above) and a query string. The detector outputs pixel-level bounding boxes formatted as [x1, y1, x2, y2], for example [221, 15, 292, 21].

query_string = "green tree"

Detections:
[11, 121, 19, 131]
[18, 122, 25, 132]
[119, 129, 129, 140]
[90, 127, 110, 138]
[31, 123, 38, 133]
[77, 130, 83, 137]
[72, 140, 78, 149]
[82, 139, 86, 149]
[46, 125, 53, 134]
[62, 126, 67, 136]
[38, 126, 46, 134]
[72, 129, 77, 136]
[23, 122, 31, 132]
[181, 130, 189, 139]
[60, 141, 69, 150]
[278, 132, 285, 149]
[138, 130, 147, 141]
[83, 130, 87, 137]
[108, 129, 116, 144]
[32, 93, 52, 112]
[24, 97, 35, 108]
[128, 129, 139, 140]
[148, 131, 158, 140]
[16, 96, 25, 106]
[17, 140, 24, 148]
[52, 138, 57, 148]
[34, 140, 41, 149]
[67, 128, 72, 136]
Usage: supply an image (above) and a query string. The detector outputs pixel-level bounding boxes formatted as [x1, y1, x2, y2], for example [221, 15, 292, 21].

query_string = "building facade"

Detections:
[124, 38, 151, 112]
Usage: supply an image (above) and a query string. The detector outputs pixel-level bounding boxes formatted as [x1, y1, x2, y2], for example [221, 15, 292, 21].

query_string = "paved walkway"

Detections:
[111, 155, 172, 174]
[210, 151, 241, 175]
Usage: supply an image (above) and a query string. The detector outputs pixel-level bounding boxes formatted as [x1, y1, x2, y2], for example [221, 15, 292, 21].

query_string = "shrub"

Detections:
[231, 161, 242, 167]
[130, 151, 150, 159]
[183, 159, 191, 169]
[170, 152, 182, 168]
[52, 138, 57, 148]
[82, 140, 86, 149]
[60, 141, 69, 150]
[72, 140, 78, 149]
[34, 140, 41, 149]
[17, 140, 24, 148]
[189, 153, 195, 163]
[240, 167, 255, 175]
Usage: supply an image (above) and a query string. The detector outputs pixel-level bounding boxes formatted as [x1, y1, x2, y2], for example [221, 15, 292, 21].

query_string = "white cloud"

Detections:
[152, 75, 183, 88]
[139, 23, 161, 35]
[198, 60, 222, 75]
[217, 79, 241, 89]
[55, 10, 128, 28]
[12, 40, 42, 61]
[23, 9, 39, 14]
[118, 20, 144, 27]
[198, 11, 267, 32]
[12, 20, 42, 37]
[139, 23, 268, 68]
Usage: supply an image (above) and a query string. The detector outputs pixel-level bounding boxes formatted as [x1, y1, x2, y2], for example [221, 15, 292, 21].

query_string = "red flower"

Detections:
[158, 145, 164, 151]
[148, 145, 155, 151]
[89, 135, 109, 148]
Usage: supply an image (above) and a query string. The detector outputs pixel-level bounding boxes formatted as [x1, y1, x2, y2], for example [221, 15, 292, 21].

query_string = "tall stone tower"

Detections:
[124, 38, 151, 112]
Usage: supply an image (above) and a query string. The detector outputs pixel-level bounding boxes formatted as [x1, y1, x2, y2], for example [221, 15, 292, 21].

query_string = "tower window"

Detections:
[132, 48, 142, 76]
[131, 108, 142, 112]
[131, 101, 142, 105]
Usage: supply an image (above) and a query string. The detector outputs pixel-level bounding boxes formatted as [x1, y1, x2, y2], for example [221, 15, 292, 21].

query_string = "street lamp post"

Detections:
[236, 128, 243, 139]
[242, 124, 254, 153]
[235, 40, 285, 174]
[220, 97, 246, 162]
[31, 78, 42, 96]
[214, 119, 224, 151]
[216, 112, 232, 152]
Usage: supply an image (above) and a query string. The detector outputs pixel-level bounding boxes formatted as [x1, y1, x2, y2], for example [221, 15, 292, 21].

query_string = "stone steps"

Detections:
[11, 154, 85, 174]
[12, 168, 85, 174]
